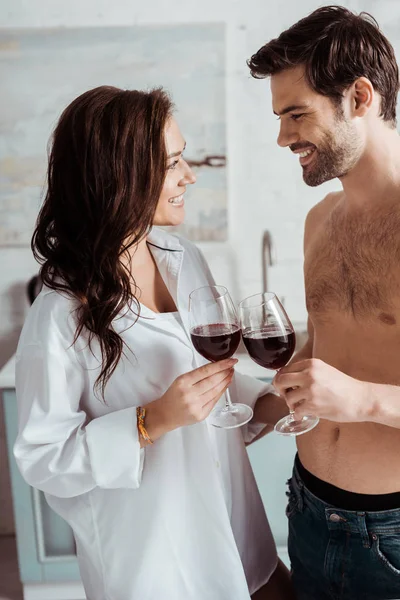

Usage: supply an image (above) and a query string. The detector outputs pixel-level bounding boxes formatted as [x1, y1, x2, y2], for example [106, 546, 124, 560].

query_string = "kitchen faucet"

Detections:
[261, 230, 274, 294]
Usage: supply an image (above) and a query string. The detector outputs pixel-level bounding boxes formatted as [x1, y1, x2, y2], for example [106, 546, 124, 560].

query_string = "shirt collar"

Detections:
[146, 227, 184, 252]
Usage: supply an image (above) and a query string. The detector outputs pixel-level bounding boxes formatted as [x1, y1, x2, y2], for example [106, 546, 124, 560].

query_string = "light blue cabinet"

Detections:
[2, 389, 84, 599]
[247, 415, 296, 554]
[2, 380, 295, 597]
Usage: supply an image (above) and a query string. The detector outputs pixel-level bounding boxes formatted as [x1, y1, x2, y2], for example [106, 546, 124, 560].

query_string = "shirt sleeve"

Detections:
[14, 344, 144, 498]
[231, 370, 278, 444]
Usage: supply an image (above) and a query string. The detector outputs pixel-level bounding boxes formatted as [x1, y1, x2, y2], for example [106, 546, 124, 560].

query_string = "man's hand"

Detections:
[273, 358, 369, 423]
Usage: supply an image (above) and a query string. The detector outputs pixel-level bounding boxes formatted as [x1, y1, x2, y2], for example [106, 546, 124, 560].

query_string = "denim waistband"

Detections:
[291, 459, 400, 538]
[295, 453, 400, 511]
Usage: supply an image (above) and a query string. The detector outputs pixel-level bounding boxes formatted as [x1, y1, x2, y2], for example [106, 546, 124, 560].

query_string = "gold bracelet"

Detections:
[136, 406, 153, 445]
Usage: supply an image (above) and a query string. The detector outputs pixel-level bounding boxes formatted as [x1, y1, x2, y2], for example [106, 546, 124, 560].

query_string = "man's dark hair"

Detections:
[248, 5, 399, 126]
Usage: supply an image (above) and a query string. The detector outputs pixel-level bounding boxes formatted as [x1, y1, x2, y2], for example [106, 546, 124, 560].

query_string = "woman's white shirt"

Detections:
[14, 228, 278, 600]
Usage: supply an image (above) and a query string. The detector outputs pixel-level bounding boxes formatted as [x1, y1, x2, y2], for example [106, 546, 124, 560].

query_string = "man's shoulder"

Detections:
[304, 191, 343, 249]
[306, 191, 343, 225]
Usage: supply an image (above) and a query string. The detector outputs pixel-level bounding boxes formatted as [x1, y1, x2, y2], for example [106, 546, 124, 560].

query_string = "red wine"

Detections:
[243, 326, 296, 369]
[191, 323, 241, 362]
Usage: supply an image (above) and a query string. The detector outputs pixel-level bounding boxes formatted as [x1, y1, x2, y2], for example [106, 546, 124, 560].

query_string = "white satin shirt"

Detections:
[14, 228, 278, 600]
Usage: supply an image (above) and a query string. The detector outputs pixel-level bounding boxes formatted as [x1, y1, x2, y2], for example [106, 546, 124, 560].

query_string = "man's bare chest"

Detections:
[304, 207, 400, 319]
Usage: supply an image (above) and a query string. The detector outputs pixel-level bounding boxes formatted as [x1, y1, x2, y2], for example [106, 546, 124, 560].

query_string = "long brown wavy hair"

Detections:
[32, 85, 173, 397]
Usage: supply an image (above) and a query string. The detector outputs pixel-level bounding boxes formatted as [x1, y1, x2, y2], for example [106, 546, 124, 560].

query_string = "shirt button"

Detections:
[329, 513, 342, 522]
[215, 461, 220, 469]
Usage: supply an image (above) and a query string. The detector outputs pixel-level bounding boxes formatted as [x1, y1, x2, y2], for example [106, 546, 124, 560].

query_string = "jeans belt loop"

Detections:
[297, 478, 304, 512]
[357, 513, 371, 548]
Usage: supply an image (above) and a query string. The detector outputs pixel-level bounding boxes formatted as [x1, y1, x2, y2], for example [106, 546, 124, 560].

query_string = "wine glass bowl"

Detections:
[239, 292, 319, 436]
[189, 285, 253, 429]
[242, 324, 296, 370]
[191, 323, 241, 362]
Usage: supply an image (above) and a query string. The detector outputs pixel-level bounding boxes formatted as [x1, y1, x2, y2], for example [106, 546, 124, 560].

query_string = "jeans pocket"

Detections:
[372, 532, 400, 576]
[285, 478, 300, 519]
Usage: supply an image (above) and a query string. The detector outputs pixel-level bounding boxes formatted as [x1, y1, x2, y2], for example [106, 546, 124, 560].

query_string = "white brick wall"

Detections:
[0, 248, 37, 366]
[2, 0, 398, 344]
[0, 0, 370, 367]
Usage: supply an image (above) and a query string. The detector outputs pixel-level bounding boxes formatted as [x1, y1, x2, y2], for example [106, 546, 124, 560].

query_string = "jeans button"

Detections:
[329, 513, 342, 522]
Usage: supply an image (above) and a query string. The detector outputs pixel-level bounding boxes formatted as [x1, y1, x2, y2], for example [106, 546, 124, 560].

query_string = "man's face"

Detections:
[271, 66, 363, 186]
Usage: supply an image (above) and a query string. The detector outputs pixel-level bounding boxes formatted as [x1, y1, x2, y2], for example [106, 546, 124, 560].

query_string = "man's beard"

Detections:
[303, 118, 362, 187]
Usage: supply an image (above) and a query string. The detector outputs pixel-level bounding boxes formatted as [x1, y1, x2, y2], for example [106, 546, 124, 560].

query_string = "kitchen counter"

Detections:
[0, 355, 16, 389]
[0, 352, 272, 389]
[0, 320, 307, 389]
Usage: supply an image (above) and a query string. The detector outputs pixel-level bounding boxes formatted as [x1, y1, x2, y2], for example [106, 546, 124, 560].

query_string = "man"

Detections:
[248, 5, 400, 600]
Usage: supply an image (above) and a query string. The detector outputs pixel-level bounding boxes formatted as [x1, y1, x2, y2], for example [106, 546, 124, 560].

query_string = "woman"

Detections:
[14, 86, 293, 599]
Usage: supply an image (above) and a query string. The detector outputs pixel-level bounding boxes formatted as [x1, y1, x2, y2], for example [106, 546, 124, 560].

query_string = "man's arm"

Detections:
[290, 317, 314, 363]
[247, 194, 342, 440]
[364, 383, 400, 428]
[249, 393, 289, 438]
[288, 188, 322, 366]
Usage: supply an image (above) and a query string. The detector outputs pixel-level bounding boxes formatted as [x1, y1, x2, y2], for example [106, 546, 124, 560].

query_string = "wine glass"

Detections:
[238, 292, 319, 436]
[189, 285, 253, 429]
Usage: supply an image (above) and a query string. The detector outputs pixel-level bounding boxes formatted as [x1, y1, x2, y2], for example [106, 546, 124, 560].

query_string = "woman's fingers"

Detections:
[196, 368, 235, 396]
[189, 359, 237, 386]
[201, 371, 233, 409]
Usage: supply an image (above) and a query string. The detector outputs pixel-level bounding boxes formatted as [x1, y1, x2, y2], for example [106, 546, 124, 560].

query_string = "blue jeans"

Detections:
[287, 461, 400, 600]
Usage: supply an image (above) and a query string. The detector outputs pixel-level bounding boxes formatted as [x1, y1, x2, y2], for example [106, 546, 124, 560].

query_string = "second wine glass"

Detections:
[238, 292, 319, 436]
[189, 285, 253, 429]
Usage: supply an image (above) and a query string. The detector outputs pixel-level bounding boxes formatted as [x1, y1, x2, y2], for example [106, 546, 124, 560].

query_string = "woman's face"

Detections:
[152, 117, 196, 227]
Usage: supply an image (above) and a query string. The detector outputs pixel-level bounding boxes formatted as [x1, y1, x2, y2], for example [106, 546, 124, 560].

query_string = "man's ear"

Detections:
[348, 77, 374, 117]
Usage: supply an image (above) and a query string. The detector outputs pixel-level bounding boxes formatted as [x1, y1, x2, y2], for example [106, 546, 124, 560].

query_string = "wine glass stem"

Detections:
[223, 388, 233, 412]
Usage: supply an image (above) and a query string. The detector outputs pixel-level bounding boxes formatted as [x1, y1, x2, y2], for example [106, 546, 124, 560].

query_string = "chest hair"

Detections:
[305, 206, 400, 318]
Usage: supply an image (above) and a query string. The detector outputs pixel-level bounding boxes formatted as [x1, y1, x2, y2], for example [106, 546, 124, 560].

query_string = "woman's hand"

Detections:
[144, 359, 237, 441]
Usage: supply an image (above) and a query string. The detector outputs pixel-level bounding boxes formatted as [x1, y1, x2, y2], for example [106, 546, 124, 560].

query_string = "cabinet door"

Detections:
[0, 393, 15, 534]
[246, 378, 296, 553]
[2, 390, 81, 583]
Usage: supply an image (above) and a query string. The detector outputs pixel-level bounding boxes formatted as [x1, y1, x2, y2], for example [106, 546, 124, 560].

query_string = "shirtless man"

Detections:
[248, 6, 400, 600]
